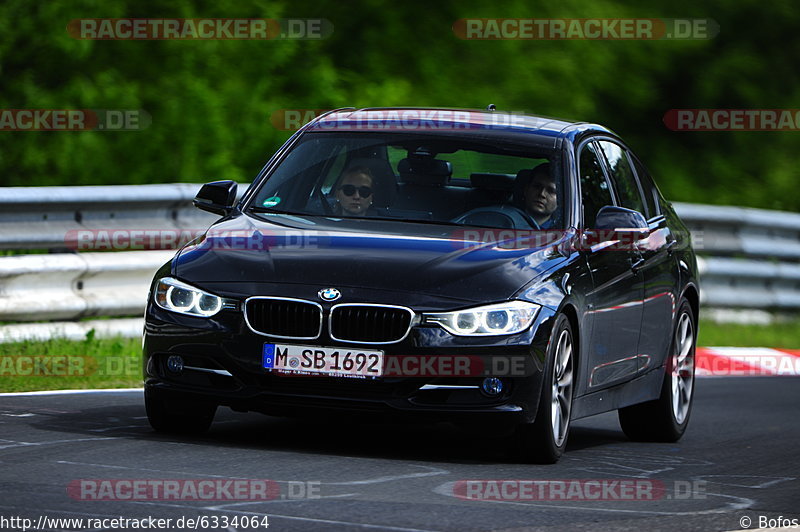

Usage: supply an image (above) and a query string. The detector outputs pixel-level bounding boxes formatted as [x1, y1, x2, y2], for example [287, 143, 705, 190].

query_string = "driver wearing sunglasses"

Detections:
[334, 166, 375, 216]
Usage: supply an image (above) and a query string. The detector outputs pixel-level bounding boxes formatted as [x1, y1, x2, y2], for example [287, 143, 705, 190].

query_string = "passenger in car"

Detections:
[520, 163, 558, 229]
[334, 166, 376, 217]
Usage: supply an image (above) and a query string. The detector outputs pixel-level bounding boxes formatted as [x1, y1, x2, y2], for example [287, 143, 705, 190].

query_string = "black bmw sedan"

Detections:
[143, 107, 699, 463]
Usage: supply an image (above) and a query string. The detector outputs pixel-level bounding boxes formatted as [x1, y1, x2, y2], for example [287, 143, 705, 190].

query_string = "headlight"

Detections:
[424, 301, 540, 336]
[154, 277, 222, 317]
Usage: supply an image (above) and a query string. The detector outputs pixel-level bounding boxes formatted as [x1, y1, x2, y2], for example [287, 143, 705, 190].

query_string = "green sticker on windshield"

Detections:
[262, 196, 281, 208]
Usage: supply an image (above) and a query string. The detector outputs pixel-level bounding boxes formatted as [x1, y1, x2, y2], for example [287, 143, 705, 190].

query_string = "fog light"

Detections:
[166, 355, 184, 374]
[481, 377, 504, 396]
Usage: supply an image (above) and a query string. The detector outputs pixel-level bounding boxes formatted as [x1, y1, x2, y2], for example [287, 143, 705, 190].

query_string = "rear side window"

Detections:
[578, 142, 613, 227]
[598, 140, 645, 215]
[630, 155, 661, 219]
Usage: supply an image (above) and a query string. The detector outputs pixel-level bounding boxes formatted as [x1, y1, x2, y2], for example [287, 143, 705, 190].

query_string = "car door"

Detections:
[578, 140, 645, 391]
[626, 151, 680, 373]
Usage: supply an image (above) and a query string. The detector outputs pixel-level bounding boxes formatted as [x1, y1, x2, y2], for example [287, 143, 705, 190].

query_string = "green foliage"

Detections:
[1, 0, 798, 211]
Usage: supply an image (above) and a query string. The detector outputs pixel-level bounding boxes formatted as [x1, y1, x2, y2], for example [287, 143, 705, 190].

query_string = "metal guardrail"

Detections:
[0, 185, 798, 340]
[674, 202, 800, 259]
[1, 184, 218, 251]
[673, 202, 800, 310]
[696, 257, 800, 309]
[0, 250, 174, 321]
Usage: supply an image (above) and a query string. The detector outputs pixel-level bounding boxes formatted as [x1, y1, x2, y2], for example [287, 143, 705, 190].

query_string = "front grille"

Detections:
[245, 298, 322, 339]
[330, 304, 414, 343]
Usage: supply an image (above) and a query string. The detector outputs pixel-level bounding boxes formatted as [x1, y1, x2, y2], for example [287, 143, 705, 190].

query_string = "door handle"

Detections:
[630, 257, 645, 273]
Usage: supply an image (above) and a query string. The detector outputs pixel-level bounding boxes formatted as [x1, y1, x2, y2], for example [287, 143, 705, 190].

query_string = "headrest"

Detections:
[470, 173, 514, 191]
[398, 158, 452, 185]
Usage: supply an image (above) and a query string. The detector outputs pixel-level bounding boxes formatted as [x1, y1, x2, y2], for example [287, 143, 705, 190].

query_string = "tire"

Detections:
[618, 299, 696, 442]
[515, 313, 575, 464]
[145, 387, 217, 435]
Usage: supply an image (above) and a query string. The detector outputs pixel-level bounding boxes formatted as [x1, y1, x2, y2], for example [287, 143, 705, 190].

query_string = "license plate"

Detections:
[262, 343, 384, 378]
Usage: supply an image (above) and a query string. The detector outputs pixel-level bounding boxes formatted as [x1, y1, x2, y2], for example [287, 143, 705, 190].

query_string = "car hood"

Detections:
[173, 214, 569, 303]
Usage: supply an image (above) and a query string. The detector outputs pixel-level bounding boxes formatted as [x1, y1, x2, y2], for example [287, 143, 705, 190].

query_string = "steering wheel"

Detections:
[451, 205, 540, 230]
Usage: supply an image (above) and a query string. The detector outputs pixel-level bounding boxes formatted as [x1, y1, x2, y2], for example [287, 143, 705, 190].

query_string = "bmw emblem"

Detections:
[318, 288, 341, 301]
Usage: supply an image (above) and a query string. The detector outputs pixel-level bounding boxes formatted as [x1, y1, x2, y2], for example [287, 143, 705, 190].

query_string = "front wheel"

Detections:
[514, 313, 575, 464]
[618, 299, 696, 442]
[145, 387, 217, 435]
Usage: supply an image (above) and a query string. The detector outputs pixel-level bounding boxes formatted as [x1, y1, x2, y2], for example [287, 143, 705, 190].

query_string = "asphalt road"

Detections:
[0, 378, 798, 532]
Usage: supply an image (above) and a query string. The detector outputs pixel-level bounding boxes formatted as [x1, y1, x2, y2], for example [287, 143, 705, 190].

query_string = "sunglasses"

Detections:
[340, 184, 373, 198]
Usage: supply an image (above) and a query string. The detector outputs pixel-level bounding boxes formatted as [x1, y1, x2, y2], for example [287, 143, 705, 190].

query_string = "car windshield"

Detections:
[250, 132, 564, 230]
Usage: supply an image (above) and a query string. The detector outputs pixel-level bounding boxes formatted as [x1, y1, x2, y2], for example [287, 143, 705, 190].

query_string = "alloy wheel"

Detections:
[551, 328, 574, 446]
[671, 311, 695, 425]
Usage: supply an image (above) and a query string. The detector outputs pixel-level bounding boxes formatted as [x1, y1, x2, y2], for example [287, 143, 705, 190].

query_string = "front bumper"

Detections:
[143, 301, 557, 424]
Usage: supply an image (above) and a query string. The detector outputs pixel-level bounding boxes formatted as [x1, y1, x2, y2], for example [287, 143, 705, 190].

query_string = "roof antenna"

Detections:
[486, 104, 497, 111]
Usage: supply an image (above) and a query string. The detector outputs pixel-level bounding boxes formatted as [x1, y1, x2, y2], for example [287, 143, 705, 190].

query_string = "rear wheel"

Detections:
[515, 313, 575, 464]
[145, 387, 217, 435]
[618, 299, 696, 441]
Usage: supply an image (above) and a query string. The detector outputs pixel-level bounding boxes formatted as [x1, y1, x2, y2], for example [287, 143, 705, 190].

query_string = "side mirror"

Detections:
[193, 181, 238, 216]
[595, 205, 648, 231]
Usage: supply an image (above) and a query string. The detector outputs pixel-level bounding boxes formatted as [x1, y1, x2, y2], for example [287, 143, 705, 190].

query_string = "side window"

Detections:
[598, 140, 645, 215]
[630, 155, 660, 218]
[578, 142, 613, 227]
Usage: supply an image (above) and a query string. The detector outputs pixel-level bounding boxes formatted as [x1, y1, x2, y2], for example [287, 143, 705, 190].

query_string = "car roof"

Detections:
[308, 107, 616, 143]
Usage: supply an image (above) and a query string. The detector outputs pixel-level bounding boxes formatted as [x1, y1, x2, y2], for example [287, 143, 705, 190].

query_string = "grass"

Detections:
[0, 331, 142, 392]
[0, 318, 797, 393]
[697, 318, 800, 349]
[0, 249, 53, 256]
